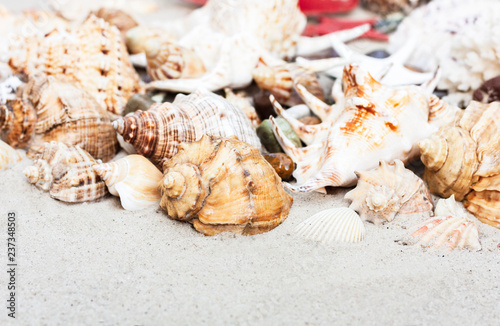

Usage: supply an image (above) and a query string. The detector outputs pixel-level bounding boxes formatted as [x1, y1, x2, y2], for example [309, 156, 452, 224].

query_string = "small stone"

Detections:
[256, 118, 302, 153]
[263, 153, 295, 181]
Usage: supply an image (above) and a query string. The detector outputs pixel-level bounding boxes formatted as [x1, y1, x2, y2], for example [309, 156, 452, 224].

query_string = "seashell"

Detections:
[113, 89, 261, 168]
[0, 139, 22, 171]
[93, 155, 163, 211]
[362, 0, 430, 15]
[434, 195, 470, 219]
[0, 76, 23, 105]
[464, 175, 500, 229]
[299, 116, 321, 125]
[91, 8, 138, 40]
[473, 76, 500, 104]
[345, 160, 433, 224]
[0, 99, 36, 148]
[124, 94, 155, 116]
[295, 207, 365, 244]
[411, 216, 481, 252]
[270, 63, 458, 193]
[159, 135, 293, 236]
[21, 74, 118, 162]
[24, 142, 107, 202]
[126, 26, 177, 55]
[262, 153, 295, 181]
[9, 15, 142, 116]
[256, 118, 301, 154]
[224, 88, 261, 128]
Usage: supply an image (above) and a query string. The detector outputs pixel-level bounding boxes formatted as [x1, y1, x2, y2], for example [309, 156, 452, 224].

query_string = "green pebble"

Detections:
[257, 118, 302, 153]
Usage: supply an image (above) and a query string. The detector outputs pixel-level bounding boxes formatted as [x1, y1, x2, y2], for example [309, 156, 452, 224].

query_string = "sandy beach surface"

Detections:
[0, 1, 499, 325]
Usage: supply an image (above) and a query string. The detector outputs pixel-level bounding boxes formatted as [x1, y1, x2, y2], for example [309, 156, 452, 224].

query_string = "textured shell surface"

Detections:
[158, 135, 293, 236]
[9, 15, 142, 116]
[295, 207, 365, 244]
[114, 89, 261, 168]
[93, 155, 163, 211]
[411, 215, 481, 252]
[224, 88, 261, 128]
[24, 141, 107, 202]
[271, 63, 455, 193]
[0, 98, 36, 148]
[0, 139, 22, 171]
[434, 195, 471, 219]
[21, 74, 118, 162]
[345, 160, 433, 224]
[91, 8, 138, 39]
[0, 76, 23, 104]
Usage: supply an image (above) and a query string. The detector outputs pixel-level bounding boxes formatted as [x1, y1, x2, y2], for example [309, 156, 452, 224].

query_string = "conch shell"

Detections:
[159, 135, 293, 236]
[0, 98, 36, 148]
[114, 89, 261, 168]
[93, 155, 163, 211]
[24, 142, 107, 202]
[20, 74, 118, 162]
[345, 160, 433, 224]
[271, 63, 458, 192]
[0, 139, 22, 170]
[419, 101, 500, 228]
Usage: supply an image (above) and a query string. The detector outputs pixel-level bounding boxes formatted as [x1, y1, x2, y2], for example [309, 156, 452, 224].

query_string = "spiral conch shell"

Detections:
[159, 135, 293, 236]
[24, 142, 107, 202]
[345, 160, 433, 224]
[93, 155, 163, 211]
[114, 89, 261, 168]
[0, 139, 22, 171]
[0, 98, 36, 148]
[419, 101, 500, 229]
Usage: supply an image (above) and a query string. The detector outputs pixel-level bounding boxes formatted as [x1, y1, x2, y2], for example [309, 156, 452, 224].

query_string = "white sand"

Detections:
[1, 1, 499, 325]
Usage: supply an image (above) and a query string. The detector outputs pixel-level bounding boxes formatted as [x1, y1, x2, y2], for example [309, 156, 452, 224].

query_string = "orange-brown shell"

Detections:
[159, 135, 292, 236]
[0, 99, 36, 148]
[91, 8, 138, 39]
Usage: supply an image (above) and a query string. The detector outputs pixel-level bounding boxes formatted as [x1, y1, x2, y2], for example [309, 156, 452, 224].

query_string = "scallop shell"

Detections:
[93, 155, 163, 211]
[9, 15, 142, 116]
[20, 74, 118, 162]
[113, 89, 261, 168]
[345, 160, 433, 224]
[24, 142, 107, 202]
[0, 139, 22, 170]
[158, 135, 293, 236]
[295, 207, 365, 244]
[411, 216, 481, 252]
[270, 63, 457, 193]
[0, 98, 36, 148]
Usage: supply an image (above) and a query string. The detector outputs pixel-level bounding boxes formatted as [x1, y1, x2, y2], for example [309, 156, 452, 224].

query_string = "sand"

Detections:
[1, 1, 499, 325]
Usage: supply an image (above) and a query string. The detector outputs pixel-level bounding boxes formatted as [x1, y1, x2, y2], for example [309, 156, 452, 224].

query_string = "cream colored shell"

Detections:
[0, 139, 22, 170]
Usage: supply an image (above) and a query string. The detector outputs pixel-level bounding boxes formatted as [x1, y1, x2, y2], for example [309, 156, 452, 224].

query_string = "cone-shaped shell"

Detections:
[345, 160, 433, 224]
[0, 99, 36, 148]
[114, 89, 261, 168]
[159, 135, 292, 236]
[24, 141, 107, 202]
[93, 155, 163, 211]
[0, 139, 22, 170]
[295, 207, 365, 244]
[411, 215, 481, 252]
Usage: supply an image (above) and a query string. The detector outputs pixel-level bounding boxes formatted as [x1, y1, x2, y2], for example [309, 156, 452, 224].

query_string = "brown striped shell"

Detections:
[24, 142, 107, 202]
[159, 135, 293, 236]
[0, 98, 36, 148]
[113, 89, 261, 168]
[21, 74, 118, 162]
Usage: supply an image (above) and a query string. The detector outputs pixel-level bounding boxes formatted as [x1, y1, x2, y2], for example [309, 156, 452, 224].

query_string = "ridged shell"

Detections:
[224, 88, 261, 128]
[91, 8, 138, 39]
[9, 15, 142, 115]
[0, 98, 36, 148]
[270, 64, 455, 193]
[126, 26, 177, 55]
[345, 160, 433, 224]
[252, 63, 324, 107]
[114, 89, 261, 168]
[93, 155, 163, 211]
[21, 74, 118, 162]
[411, 216, 481, 252]
[158, 135, 293, 236]
[0, 139, 22, 170]
[0, 76, 22, 104]
[24, 142, 107, 202]
[464, 174, 500, 229]
[295, 207, 365, 244]
[434, 195, 470, 218]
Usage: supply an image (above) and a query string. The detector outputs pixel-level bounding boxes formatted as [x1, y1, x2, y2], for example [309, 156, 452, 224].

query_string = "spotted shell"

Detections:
[0, 139, 22, 171]
[0, 98, 36, 148]
[21, 74, 118, 162]
[159, 135, 293, 236]
[24, 142, 107, 202]
[113, 89, 261, 168]
[345, 160, 433, 224]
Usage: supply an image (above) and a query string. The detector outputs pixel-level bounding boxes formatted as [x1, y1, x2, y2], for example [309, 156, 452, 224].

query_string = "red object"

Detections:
[304, 16, 389, 42]
[182, 0, 359, 14]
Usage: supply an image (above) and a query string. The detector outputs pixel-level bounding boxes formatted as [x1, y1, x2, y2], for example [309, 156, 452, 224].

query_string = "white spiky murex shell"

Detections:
[270, 63, 459, 193]
[295, 207, 365, 244]
[345, 160, 433, 224]
[93, 155, 163, 211]
[0, 139, 22, 171]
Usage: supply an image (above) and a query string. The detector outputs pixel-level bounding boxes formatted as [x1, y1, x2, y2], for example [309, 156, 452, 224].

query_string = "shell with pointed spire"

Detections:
[20, 74, 118, 162]
[24, 142, 107, 202]
[0, 99, 36, 148]
[113, 89, 261, 168]
[295, 207, 365, 244]
[0, 139, 22, 171]
[269, 63, 458, 193]
[345, 160, 433, 224]
[93, 155, 163, 211]
[159, 135, 293, 236]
